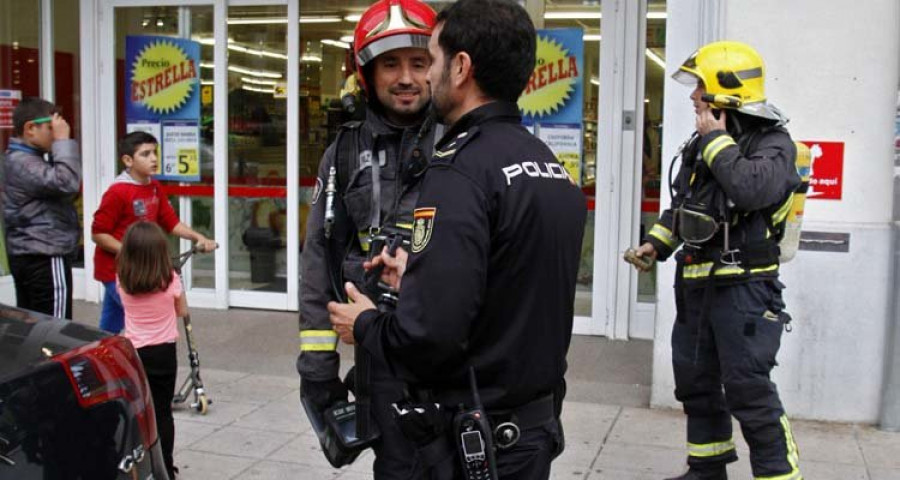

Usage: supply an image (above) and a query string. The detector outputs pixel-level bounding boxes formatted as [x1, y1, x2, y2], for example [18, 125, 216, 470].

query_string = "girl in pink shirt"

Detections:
[117, 221, 185, 479]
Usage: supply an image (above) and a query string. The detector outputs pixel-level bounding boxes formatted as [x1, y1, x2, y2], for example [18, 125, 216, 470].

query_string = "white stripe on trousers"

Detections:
[51, 256, 66, 318]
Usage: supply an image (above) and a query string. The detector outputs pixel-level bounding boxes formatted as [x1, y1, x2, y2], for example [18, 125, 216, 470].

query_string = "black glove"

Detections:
[300, 377, 348, 412]
[391, 400, 445, 447]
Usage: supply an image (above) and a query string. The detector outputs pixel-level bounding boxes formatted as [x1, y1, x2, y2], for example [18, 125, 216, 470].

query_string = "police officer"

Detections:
[328, 1, 587, 478]
[628, 41, 803, 480]
[296, 1, 438, 477]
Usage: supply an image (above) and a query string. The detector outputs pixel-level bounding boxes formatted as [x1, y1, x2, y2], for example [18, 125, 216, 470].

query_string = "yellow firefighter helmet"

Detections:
[673, 41, 784, 121]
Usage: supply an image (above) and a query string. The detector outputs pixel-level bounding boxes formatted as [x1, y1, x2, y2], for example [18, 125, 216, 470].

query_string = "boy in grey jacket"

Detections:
[3, 97, 81, 318]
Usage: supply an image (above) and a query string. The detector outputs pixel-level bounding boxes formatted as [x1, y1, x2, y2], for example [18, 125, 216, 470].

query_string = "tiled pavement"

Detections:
[170, 367, 900, 480]
[70, 301, 900, 479]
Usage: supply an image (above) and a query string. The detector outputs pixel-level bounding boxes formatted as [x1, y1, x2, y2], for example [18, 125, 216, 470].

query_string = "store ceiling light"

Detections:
[545, 11, 601, 20]
[195, 37, 288, 60]
[242, 85, 272, 94]
[226, 16, 342, 25]
[544, 11, 667, 20]
[340, 35, 354, 43]
[241, 76, 277, 86]
[583, 34, 602, 41]
[344, 14, 362, 22]
[200, 62, 282, 79]
[227, 17, 286, 25]
[321, 39, 351, 49]
[645, 48, 665, 69]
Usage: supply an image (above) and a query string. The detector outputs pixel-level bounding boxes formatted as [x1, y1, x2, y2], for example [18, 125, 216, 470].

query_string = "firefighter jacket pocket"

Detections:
[742, 280, 787, 373]
[342, 185, 373, 231]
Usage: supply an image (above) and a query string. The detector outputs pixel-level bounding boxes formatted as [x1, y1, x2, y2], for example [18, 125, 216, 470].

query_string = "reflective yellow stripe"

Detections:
[649, 224, 677, 249]
[682, 262, 778, 279]
[702, 134, 737, 167]
[755, 415, 803, 480]
[359, 233, 371, 252]
[434, 149, 456, 158]
[395, 223, 413, 230]
[299, 330, 339, 352]
[687, 438, 735, 458]
[772, 195, 793, 225]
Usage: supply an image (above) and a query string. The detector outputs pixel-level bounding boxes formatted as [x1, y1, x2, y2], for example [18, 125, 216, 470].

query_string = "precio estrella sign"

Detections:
[517, 29, 584, 124]
[126, 36, 200, 120]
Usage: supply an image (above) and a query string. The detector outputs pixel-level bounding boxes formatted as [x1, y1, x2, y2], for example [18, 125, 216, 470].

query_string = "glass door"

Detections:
[591, 0, 665, 339]
[104, 4, 219, 308]
[224, 4, 290, 303]
[97, 0, 301, 311]
[539, 2, 602, 334]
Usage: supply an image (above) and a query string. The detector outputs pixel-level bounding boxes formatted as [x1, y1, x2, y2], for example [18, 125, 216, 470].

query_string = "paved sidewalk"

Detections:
[167, 367, 900, 480]
[69, 301, 900, 479]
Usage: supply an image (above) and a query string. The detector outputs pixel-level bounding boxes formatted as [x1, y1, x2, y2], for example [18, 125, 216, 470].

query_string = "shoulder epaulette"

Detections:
[432, 126, 480, 163]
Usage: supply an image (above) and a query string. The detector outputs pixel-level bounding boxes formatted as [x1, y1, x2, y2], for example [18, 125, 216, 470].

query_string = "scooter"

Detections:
[171, 244, 216, 414]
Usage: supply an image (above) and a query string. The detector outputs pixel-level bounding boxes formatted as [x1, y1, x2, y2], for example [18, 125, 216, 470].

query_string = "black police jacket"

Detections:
[298, 107, 438, 382]
[353, 101, 587, 410]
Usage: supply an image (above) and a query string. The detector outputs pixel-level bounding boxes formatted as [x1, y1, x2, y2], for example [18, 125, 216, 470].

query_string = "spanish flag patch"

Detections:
[411, 207, 436, 253]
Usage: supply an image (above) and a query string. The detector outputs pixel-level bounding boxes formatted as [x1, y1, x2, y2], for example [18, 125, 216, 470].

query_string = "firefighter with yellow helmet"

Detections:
[627, 41, 803, 480]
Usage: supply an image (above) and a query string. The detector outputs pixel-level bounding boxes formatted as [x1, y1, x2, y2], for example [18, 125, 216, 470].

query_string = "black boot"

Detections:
[664, 466, 727, 480]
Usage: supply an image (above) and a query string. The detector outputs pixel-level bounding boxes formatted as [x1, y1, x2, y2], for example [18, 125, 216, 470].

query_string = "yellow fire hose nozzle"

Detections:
[624, 248, 655, 270]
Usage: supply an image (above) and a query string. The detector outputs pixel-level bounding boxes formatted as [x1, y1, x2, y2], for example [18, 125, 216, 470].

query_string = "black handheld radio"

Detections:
[453, 368, 499, 480]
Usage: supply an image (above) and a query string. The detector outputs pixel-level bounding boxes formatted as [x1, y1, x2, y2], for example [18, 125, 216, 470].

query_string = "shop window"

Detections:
[0, 1, 42, 276]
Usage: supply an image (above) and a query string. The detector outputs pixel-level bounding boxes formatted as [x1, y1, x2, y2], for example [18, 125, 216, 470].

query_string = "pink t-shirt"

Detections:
[118, 272, 182, 349]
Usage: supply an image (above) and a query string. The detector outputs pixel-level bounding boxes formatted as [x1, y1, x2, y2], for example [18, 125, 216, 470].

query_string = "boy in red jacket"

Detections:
[92, 131, 215, 333]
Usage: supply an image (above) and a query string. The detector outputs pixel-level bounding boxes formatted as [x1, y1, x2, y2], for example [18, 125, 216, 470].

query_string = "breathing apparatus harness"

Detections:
[668, 110, 794, 361]
[305, 115, 438, 468]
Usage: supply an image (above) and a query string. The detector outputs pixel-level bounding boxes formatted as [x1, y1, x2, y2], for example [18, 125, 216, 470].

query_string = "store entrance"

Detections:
[96, 1, 304, 311]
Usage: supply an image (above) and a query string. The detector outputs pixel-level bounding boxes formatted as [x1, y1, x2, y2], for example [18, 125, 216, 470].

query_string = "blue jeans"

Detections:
[99, 281, 124, 333]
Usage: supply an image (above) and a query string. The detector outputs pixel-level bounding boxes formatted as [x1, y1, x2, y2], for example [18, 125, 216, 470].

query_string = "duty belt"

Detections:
[487, 394, 556, 449]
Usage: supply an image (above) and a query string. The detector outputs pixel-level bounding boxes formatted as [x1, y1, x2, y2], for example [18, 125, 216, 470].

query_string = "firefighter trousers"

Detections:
[672, 278, 801, 479]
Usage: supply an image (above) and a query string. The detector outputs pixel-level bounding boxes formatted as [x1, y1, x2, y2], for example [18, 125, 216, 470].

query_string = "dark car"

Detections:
[0, 304, 168, 479]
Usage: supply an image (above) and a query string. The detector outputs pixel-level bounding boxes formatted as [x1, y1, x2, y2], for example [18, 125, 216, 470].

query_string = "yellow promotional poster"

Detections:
[126, 36, 201, 182]
[518, 29, 584, 124]
[519, 29, 584, 185]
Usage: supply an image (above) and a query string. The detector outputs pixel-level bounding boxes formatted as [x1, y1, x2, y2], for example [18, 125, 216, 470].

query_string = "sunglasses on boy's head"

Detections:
[30, 116, 53, 125]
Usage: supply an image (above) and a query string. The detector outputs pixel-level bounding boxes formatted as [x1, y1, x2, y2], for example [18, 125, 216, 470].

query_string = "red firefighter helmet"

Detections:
[353, 0, 436, 94]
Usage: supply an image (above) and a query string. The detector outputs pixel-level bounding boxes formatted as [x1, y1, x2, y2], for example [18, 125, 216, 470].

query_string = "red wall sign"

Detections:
[0, 90, 22, 130]
[800, 140, 844, 200]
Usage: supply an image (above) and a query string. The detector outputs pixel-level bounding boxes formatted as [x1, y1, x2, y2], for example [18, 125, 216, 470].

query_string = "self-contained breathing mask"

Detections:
[668, 132, 741, 264]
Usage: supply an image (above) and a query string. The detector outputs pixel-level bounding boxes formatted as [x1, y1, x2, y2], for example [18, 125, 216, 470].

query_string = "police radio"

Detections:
[453, 368, 499, 480]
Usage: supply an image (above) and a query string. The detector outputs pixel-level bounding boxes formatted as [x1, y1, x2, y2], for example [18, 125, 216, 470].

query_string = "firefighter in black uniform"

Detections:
[296, 1, 439, 478]
[628, 41, 803, 480]
[328, 1, 587, 478]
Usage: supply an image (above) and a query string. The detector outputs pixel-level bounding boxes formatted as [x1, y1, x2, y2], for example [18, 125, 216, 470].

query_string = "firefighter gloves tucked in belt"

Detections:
[391, 400, 445, 446]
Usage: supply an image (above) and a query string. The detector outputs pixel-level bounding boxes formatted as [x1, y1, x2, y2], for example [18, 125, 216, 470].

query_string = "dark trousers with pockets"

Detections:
[370, 362, 418, 480]
[420, 417, 564, 480]
[9, 254, 73, 319]
[138, 342, 178, 478]
[672, 278, 800, 478]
